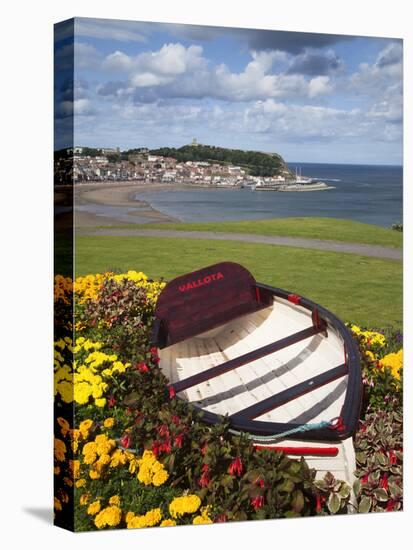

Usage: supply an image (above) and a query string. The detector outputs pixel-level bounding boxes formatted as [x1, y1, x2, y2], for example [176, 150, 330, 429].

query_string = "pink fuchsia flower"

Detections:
[157, 424, 169, 438]
[137, 362, 149, 373]
[316, 494, 322, 513]
[251, 495, 264, 510]
[199, 464, 211, 488]
[174, 433, 184, 448]
[120, 433, 131, 449]
[150, 347, 160, 364]
[159, 440, 172, 454]
[228, 456, 243, 476]
[168, 386, 176, 399]
[152, 441, 160, 457]
[255, 476, 265, 489]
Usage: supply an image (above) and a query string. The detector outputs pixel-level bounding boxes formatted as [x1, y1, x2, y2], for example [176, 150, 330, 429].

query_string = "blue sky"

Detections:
[54, 17, 403, 164]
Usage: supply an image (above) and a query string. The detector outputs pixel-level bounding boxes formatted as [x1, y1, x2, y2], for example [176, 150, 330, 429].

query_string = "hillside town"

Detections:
[54, 143, 292, 188]
[55, 147, 251, 186]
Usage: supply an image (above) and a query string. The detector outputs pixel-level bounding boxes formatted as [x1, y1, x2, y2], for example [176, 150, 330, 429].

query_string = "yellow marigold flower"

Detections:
[54, 466, 61, 475]
[144, 508, 162, 526]
[94, 506, 122, 529]
[69, 459, 80, 479]
[125, 511, 135, 523]
[82, 441, 97, 455]
[87, 500, 101, 516]
[55, 339, 66, 350]
[57, 417, 70, 436]
[169, 495, 201, 518]
[95, 435, 116, 456]
[364, 350, 377, 362]
[152, 469, 169, 487]
[160, 519, 176, 527]
[54, 497, 62, 512]
[60, 491, 69, 504]
[54, 438, 66, 462]
[379, 349, 403, 380]
[79, 493, 90, 505]
[83, 452, 97, 465]
[89, 469, 100, 480]
[136, 449, 169, 486]
[57, 380, 74, 404]
[96, 453, 111, 467]
[128, 456, 140, 474]
[103, 417, 115, 428]
[73, 381, 92, 405]
[79, 419, 93, 437]
[193, 515, 213, 525]
[95, 398, 106, 408]
[126, 508, 162, 529]
[76, 479, 86, 488]
[63, 477, 73, 487]
[109, 495, 120, 506]
[110, 449, 127, 468]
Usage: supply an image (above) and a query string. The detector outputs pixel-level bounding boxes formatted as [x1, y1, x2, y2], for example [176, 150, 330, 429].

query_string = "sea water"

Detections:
[138, 163, 402, 228]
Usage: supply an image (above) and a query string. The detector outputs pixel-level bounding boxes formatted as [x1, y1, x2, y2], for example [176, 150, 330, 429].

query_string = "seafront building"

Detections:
[55, 147, 249, 187]
[54, 145, 323, 190]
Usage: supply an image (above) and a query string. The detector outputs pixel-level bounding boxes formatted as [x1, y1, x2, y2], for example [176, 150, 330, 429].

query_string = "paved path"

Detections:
[78, 227, 402, 261]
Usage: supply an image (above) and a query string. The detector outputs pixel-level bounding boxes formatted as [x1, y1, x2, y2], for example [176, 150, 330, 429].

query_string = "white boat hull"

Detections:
[159, 297, 357, 487]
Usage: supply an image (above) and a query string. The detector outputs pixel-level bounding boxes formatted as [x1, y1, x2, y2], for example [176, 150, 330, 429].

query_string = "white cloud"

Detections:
[376, 42, 403, 68]
[243, 98, 398, 142]
[350, 42, 403, 93]
[139, 43, 204, 76]
[101, 44, 337, 102]
[58, 98, 95, 117]
[308, 76, 333, 98]
[74, 42, 102, 69]
[103, 50, 133, 72]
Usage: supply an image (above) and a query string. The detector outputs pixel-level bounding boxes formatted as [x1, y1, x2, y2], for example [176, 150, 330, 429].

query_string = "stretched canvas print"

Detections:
[54, 17, 403, 532]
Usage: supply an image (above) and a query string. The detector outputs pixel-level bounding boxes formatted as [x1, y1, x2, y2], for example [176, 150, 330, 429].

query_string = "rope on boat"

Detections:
[229, 419, 334, 443]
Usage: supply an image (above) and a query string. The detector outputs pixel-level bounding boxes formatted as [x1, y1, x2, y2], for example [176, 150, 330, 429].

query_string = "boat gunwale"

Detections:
[158, 283, 363, 442]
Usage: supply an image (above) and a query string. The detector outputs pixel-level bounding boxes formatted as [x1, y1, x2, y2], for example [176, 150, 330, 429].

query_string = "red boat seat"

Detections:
[152, 261, 273, 348]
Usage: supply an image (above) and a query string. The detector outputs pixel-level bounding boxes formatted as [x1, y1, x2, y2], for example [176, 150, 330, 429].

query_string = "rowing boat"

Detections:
[151, 262, 362, 487]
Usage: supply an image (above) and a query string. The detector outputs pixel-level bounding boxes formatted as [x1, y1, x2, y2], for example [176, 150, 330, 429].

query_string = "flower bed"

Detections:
[54, 271, 403, 530]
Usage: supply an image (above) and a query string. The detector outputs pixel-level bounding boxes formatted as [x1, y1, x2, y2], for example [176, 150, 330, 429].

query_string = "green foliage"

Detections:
[314, 472, 351, 515]
[353, 411, 403, 512]
[149, 144, 291, 177]
[80, 277, 155, 364]
[391, 222, 403, 232]
[80, 147, 101, 157]
[349, 326, 403, 414]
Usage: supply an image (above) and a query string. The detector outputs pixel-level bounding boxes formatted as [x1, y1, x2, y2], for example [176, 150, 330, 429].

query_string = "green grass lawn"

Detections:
[99, 217, 403, 248]
[74, 235, 402, 329]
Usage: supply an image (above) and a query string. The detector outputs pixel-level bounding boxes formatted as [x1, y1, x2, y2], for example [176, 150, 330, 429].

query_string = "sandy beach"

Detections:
[72, 182, 183, 226]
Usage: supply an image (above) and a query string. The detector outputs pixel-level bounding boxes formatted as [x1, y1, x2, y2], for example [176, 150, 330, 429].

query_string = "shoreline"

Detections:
[73, 182, 184, 226]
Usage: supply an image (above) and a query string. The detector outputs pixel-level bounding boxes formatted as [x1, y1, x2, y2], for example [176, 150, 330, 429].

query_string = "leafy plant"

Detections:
[353, 410, 403, 512]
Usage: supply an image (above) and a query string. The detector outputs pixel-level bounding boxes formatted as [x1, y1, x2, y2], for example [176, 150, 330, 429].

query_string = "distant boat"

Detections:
[152, 262, 362, 487]
[292, 167, 317, 184]
[252, 167, 331, 191]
